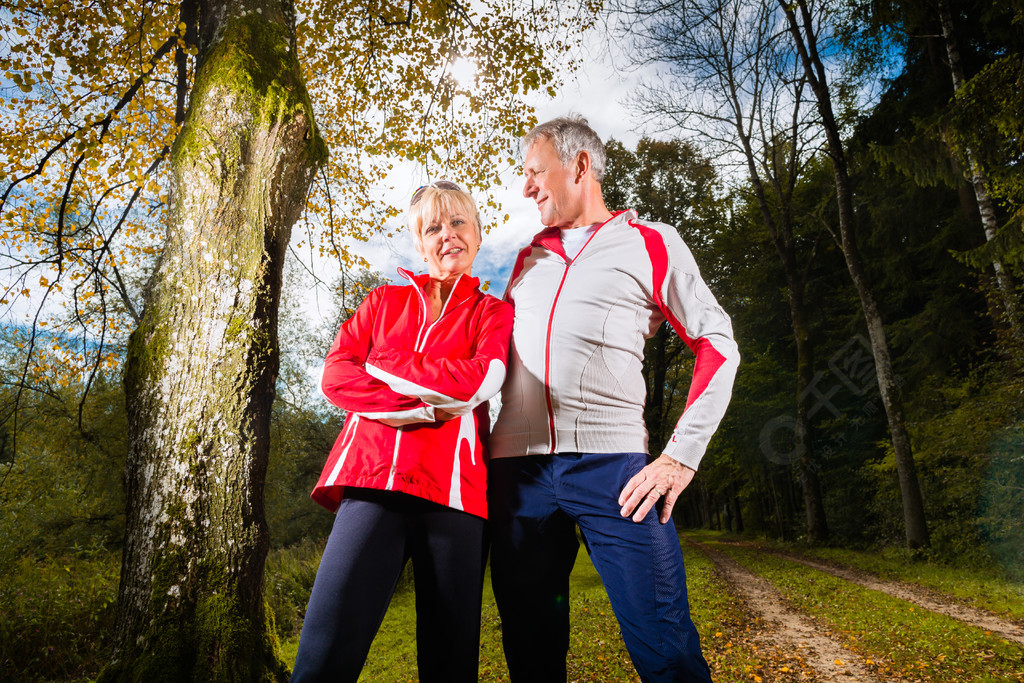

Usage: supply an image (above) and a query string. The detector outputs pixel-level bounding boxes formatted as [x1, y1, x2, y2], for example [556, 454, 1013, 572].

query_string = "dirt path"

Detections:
[718, 539, 1024, 647]
[689, 538, 879, 682]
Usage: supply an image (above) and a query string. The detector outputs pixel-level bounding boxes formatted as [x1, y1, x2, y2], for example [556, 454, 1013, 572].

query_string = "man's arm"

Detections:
[620, 222, 741, 523]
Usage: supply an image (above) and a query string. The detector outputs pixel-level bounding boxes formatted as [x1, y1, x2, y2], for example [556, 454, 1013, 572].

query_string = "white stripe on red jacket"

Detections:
[313, 269, 514, 518]
[490, 210, 740, 470]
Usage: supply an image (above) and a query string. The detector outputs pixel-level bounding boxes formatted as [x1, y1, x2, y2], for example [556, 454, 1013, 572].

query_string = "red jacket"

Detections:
[312, 269, 513, 519]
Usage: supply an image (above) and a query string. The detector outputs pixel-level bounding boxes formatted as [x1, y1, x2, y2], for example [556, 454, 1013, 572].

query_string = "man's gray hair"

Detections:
[523, 114, 607, 184]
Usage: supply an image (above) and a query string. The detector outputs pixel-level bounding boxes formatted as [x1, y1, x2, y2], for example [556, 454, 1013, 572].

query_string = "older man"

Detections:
[488, 115, 740, 682]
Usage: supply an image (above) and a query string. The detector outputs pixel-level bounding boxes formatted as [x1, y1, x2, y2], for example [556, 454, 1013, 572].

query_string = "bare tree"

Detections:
[776, 0, 928, 548]
[611, 0, 830, 540]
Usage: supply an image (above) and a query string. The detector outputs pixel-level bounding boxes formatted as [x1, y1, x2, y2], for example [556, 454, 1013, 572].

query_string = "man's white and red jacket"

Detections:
[312, 269, 513, 519]
[490, 210, 740, 470]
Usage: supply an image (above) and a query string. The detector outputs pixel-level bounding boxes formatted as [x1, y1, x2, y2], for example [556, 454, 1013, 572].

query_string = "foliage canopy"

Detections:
[0, 0, 596, 403]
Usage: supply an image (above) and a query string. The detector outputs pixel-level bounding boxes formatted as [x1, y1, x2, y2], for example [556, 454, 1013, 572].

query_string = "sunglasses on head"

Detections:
[410, 180, 464, 206]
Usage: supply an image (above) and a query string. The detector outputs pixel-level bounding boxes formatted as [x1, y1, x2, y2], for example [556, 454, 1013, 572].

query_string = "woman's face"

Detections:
[417, 209, 481, 280]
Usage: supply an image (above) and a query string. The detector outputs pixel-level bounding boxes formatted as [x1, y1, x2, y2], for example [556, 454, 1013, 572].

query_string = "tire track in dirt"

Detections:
[686, 537, 879, 682]
[719, 539, 1024, 646]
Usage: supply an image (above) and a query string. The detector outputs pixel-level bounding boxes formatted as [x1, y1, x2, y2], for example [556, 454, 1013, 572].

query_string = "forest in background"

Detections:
[2, 0, 1023, 679]
[598, 0, 1024, 567]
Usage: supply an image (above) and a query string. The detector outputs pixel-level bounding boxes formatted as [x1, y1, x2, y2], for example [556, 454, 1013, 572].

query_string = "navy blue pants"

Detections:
[488, 453, 712, 683]
[290, 488, 486, 683]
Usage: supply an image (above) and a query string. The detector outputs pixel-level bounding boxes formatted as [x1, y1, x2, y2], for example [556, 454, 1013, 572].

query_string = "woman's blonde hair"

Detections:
[407, 181, 482, 247]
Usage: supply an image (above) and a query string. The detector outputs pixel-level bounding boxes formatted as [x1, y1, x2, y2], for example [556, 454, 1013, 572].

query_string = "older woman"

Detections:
[291, 181, 513, 683]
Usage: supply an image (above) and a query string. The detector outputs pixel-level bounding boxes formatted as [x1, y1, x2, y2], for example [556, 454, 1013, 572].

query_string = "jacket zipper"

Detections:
[543, 265, 571, 453]
[541, 224, 605, 454]
[414, 274, 463, 352]
[386, 274, 464, 489]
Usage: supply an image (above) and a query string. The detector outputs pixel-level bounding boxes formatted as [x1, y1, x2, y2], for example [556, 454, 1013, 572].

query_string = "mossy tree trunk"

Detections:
[103, 1, 326, 680]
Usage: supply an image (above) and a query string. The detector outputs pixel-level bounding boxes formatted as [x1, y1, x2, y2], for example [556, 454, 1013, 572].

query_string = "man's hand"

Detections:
[618, 455, 696, 524]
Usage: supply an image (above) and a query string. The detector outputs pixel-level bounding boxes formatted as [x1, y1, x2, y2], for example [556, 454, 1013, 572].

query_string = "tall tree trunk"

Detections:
[701, 484, 712, 528]
[765, 464, 786, 540]
[767, 212, 829, 543]
[731, 482, 744, 533]
[783, 248, 828, 542]
[937, 0, 1022, 342]
[687, 490, 701, 528]
[733, 102, 829, 542]
[780, 0, 929, 548]
[788, 276, 829, 542]
[104, 1, 326, 679]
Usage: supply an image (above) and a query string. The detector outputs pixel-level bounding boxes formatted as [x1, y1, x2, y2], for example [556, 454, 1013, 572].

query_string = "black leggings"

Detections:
[290, 488, 486, 683]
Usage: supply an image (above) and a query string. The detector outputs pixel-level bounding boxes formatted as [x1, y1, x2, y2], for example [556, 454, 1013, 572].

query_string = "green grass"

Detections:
[684, 528, 1024, 625]
[265, 537, 329, 642]
[804, 545, 1024, 623]
[708, 539, 1024, 682]
[18, 528, 1020, 681]
[282, 550, 642, 682]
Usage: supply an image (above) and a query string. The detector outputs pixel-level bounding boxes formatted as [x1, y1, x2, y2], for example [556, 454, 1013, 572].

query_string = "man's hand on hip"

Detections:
[618, 455, 695, 524]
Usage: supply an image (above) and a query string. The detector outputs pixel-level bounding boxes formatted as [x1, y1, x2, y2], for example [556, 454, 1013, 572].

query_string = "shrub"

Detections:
[0, 550, 118, 682]
[264, 538, 324, 641]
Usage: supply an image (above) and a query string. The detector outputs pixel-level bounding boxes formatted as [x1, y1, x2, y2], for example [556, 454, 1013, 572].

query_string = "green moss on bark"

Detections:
[110, 5, 324, 680]
[173, 13, 326, 172]
[101, 549, 287, 682]
[123, 314, 169, 401]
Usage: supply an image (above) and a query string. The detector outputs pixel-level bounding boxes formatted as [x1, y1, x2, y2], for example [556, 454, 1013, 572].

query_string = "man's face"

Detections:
[522, 137, 583, 229]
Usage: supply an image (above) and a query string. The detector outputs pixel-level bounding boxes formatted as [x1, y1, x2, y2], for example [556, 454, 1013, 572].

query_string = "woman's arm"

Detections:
[320, 288, 433, 423]
[362, 298, 514, 416]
